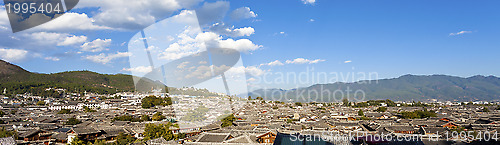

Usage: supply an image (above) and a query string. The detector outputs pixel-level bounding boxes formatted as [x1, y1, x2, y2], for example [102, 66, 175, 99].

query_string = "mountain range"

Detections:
[0, 59, 165, 95]
[248, 74, 500, 102]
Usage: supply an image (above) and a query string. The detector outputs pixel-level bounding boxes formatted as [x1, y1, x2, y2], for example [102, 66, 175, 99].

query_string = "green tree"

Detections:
[142, 96, 172, 109]
[36, 101, 46, 106]
[112, 115, 141, 122]
[221, 114, 236, 128]
[0, 127, 17, 138]
[57, 109, 72, 114]
[66, 117, 82, 125]
[295, 102, 302, 106]
[112, 133, 136, 145]
[0, 111, 4, 117]
[152, 112, 166, 121]
[70, 137, 85, 145]
[83, 106, 96, 112]
[483, 107, 490, 112]
[358, 109, 364, 116]
[143, 123, 174, 141]
[375, 107, 387, 112]
[247, 96, 252, 100]
[342, 98, 349, 107]
[141, 115, 151, 121]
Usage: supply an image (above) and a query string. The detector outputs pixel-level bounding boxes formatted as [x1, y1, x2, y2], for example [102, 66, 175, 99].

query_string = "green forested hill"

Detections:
[249, 74, 500, 102]
[0, 60, 165, 96]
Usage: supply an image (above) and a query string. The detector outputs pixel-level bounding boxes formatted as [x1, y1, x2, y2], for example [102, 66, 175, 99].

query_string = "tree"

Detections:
[57, 109, 72, 114]
[295, 102, 302, 106]
[152, 112, 166, 121]
[221, 114, 236, 128]
[113, 133, 136, 145]
[142, 96, 172, 109]
[0, 111, 4, 117]
[375, 107, 387, 112]
[70, 137, 85, 145]
[36, 101, 46, 106]
[483, 107, 490, 112]
[113, 115, 141, 122]
[342, 98, 349, 107]
[247, 96, 252, 100]
[66, 117, 82, 125]
[141, 115, 151, 121]
[358, 109, 364, 116]
[83, 106, 96, 112]
[0, 127, 17, 138]
[143, 123, 174, 141]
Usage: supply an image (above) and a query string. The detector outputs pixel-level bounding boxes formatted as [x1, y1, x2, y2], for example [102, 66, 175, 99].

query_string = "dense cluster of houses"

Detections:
[1, 93, 500, 144]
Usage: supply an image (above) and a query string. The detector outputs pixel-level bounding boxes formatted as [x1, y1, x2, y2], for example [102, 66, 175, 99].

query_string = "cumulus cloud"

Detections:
[76, 0, 203, 30]
[84, 51, 131, 64]
[81, 39, 112, 52]
[260, 60, 284, 67]
[122, 66, 153, 73]
[449, 31, 473, 36]
[29, 32, 88, 47]
[301, 0, 316, 5]
[0, 48, 28, 62]
[209, 23, 255, 37]
[159, 30, 262, 60]
[230, 7, 257, 20]
[32, 13, 111, 32]
[286, 58, 325, 64]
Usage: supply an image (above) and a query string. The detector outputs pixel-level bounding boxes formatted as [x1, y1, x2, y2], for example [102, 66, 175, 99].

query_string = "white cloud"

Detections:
[344, 60, 352, 63]
[159, 30, 262, 60]
[44, 57, 60, 61]
[81, 39, 112, 52]
[260, 60, 284, 67]
[32, 13, 111, 32]
[209, 23, 255, 37]
[59, 35, 88, 46]
[230, 7, 257, 20]
[0, 48, 28, 62]
[302, 0, 316, 5]
[244, 66, 265, 76]
[84, 51, 131, 64]
[76, 0, 202, 30]
[122, 66, 153, 73]
[29, 32, 88, 46]
[219, 38, 262, 52]
[310, 19, 315, 22]
[449, 31, 472, 36]
[286, 58, 325, 64]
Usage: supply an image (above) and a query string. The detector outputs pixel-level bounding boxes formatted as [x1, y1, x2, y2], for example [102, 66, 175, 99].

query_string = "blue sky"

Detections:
[1, 0, 499, 92]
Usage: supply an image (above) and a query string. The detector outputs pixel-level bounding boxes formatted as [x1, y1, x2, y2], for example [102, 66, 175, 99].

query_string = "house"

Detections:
[384, 126, 417, 134]
[67, 127, 102, 142]
[223, 134, 258, 144]
[256, 131, 276, 143]
[195, 132, 233, 143]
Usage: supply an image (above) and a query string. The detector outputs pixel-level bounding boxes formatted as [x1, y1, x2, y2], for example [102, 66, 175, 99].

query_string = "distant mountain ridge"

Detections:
[0, 59, 165, 95]
[249, 74, 500, 102]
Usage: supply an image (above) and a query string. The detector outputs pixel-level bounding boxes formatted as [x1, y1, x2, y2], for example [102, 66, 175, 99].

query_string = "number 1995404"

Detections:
[5, 2, 62, 14]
